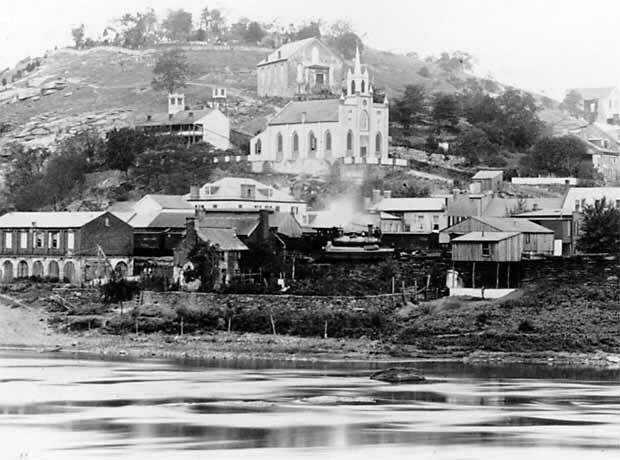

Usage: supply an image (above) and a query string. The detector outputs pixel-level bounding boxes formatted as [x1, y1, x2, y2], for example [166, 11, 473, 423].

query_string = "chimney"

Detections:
[146, 114, 152, 121]
[189, 185, 200, 200]
[258, 209, 271, 243]
[372, 189, 381, 203]
[383, 190, 392, 199]
[367, 224, 374, 236]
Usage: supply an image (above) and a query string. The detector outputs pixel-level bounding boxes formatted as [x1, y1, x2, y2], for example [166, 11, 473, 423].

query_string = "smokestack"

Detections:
[189, 185, 200, 200]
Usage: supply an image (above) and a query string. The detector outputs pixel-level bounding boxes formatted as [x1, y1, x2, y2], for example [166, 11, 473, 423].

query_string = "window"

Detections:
[212, 204, 218, 208]
[316, 73, 324, 85]
[49, 232, 59, 249]
[169, 97, 174, 105]
[361, 80, 365, 93]
[292, 206, 299, 215]
[36, 232, 44, 248]
[346, 130, 354, 153]
[351, 80, 356, 94]
[360, 110, 369, 131]
[525, 233, 531, 244]
[616, 199, 620, 208]
[176, 97, 182, 105]
[375, 132, 382, 154]
[418, 215, 424, 230]
[238, 204, 243, 209]
[255, 139, 262, 155]
[275, 206, 280, 212]
[277, 133, 283, 153]
[4, 232, 12, 249]
[104, 217, 110, 227]
[308, 131, 317, 158]
[325, 130, 332, 153]
[575, 200, 580, 211]
[292, 132, 299, 159]
[433, 215, 439, 223]
[67, 231, 75, 250]
[482, 243, 490, 256]
[20, 231, 28, 249]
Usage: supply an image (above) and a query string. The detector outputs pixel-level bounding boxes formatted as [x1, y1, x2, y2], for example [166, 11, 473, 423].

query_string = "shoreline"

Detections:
[1, 331, 619, 370]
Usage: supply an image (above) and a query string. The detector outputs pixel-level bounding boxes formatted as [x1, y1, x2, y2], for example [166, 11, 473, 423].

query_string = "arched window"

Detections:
[325, 130, 332, 156]
[17, 260, 28, 279]
[346, 130, 354, 155]
[308, 131, 317, 158]
[361, 80, 365, 93]
[292, 132, 299, 160]
[375, 132, 382, 155]
[276, 133, 283, 161]
[254, 139, 262, 155]
[360, 110, 369, 131]
[351, 80, 356, 95]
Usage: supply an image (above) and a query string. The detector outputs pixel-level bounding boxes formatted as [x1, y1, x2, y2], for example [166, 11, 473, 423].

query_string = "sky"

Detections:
[1, 0, 619, 99]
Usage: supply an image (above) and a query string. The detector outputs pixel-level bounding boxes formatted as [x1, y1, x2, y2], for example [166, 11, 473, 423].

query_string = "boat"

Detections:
[321, 235, 394, 262]
[370, 368, 426, 383]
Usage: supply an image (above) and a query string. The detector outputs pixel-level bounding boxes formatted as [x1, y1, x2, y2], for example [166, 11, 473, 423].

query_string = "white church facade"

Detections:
[249, 49, 397, 174]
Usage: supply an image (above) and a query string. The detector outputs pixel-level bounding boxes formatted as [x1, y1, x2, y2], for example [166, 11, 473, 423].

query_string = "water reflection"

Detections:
[0, 351, 619, 459]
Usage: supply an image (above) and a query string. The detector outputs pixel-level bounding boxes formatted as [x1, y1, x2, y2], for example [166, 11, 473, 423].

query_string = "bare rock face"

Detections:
[370, 368, 426, 383]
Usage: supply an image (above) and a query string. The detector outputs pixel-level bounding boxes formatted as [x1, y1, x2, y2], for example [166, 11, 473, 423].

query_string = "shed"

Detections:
[451, 232, 522, 262]
[472, 170, 503, 193]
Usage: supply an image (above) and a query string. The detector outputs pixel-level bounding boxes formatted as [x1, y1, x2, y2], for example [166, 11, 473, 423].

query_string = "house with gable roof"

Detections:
[570, 87, 620, 124]
[256, 37, 345, 98]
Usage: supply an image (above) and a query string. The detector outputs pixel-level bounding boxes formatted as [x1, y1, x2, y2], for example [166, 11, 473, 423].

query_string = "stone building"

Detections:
[0, 212, 133, 284]
[256, 37, 345, 98]
[249, 48, 389, 174]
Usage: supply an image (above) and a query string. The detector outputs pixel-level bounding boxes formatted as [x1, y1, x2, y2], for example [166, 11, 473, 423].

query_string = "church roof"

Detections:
[268, 99, 341, 125]
[257, 37, 318, 66]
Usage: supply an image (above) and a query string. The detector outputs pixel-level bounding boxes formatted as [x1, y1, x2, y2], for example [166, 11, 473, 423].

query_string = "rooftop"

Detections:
[145, 194, 193, 210]
[196, 227, 248, 251]
[474, 217, 553, 233]
[192, 177, 300, 203]
[0, 212, 108, 228]
[138, 109, 215, 127]
[257, 37, 317, 66]
[472, 170, 503, 180]
[268, 99, 341, 125]
[372, 197, 447, 212]
[453, 231, 520, 243]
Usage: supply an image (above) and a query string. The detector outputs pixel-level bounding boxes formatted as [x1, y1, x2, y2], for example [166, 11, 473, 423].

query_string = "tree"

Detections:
[184, 240, 221, 291]
[454, 126, 500, 164]
[162, 9, 193, 42]
[118, 9, 158, 48]
[244, 21, 266, 44]
[71, 24, 85, 49]
[1, 77, 6, 87]
[57, 130, 106, 171]
[431, 93, 461, 126]
[392, 85, 426, 132]
[3, 144, 50, 210]
[496, 89, 542, 149]
[561, 90, 584, 118]
[151, 48, 190, 94]
[105, 127, 148, 174]
[296, 21, 321, 40]
[577, 197, 620, 254]
[328, 32, 363, 60]
[520, 136, 594, 178]
[42, 151, 88, 209]
[417, 66, 431, 78]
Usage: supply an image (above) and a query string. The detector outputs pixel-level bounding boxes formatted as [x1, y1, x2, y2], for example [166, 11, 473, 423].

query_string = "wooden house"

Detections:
[440, 216, 554, 255]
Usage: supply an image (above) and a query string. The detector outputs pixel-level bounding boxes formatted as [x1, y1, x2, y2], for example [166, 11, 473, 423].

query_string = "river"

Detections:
[0, 351, 619, 459]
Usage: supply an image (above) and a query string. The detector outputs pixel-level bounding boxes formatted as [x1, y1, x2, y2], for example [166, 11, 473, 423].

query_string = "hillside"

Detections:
[0, 43, 567, 154]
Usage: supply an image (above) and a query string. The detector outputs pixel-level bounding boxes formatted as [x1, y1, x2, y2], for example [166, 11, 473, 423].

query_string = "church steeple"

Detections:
[346, 46, 370, 97]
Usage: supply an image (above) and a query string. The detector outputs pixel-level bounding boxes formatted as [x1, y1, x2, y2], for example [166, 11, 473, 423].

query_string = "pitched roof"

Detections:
[257, 37, 317, 66]
[138, 109, 215, 127]
[125, 210, 194, 228]
[270, 212, 303, 238]
[196, 227, 248, 251]
[475, 217, 553, 233]
[268, 99, 341, 125]
[147, 195, 193, 209]
[453, 231, 520, 242]
[372, 197, 446, 212]
[193, 177, 300, 203]
[514, 209, 569, 218]
[0, 212, 107, 228]
[571, 87, 616, 100]
[483, 197, 564, 217]
[472, 170, 503, 180]
[561, 187, 620, 213]
[197, 215, 259, 237]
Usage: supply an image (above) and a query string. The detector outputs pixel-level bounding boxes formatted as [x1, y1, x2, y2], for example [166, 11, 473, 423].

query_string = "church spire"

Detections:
[354, 46, 362, 75]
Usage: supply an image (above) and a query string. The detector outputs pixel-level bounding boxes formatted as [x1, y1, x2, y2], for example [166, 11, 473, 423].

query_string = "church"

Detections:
[249, 48, 389, 174]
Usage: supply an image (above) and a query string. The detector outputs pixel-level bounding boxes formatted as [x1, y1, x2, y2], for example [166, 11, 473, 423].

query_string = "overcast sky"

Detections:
[1, 0, 618, 99]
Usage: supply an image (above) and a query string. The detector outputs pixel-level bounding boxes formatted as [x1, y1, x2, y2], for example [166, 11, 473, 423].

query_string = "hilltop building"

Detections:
[249, 48, 392, 174]
[137, 93, 230, 150]
[569, 87, 620, 124]
[256, 37, 345, 98]
[568, 124, 620, 183]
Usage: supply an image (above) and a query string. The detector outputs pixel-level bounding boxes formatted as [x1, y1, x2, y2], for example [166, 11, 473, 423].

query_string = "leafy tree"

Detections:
[417, 66, 431, 78]
[296, 21, 321, 40]
[71, 24, 85, 49]
[431, 93, 461, 126]
[105, 127, 148, 174]
[162, 9, 193, 42]
[561, 90, 584, 118]
[392, 84, 426, 132]
[577, 197, 620, 253]
[151, 48, 190, 94]
[496, 89, 542, 149]
[520, 136, 594, 178]
[100, 278, 140, 317]
[3, 144, 50, 210]
[207, 9, 225, 39]
[425, 134, 439, 152]
[184, 240, 221, 291]
[118, 9, 158, 48]
[1, 77, 6, 86]
[461, 90, 502, 125]
[42, 151, 88, 209]
[244, 21, 266, 44]
[454, 126, 500, 164]
[57, 130, 106, 171]
[327, 31, 363, 60]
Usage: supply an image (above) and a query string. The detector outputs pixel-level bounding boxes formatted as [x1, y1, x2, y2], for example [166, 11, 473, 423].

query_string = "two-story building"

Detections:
[370, 197, 448, 234]
[569, 87, 620, 124]
[0, 212, 133, 284]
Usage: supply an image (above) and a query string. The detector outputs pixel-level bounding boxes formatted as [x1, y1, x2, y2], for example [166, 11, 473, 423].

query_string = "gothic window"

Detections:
[375, 132, 382, 155]
[292, 132, 299, 159]
[360, 110, 369, 131]
[325, 130, 332, 155]
[361, 80, 365, 93]
[346, 130, 354, 154]
[276, 133, 283, 161]
[254, 139, 262, 155]
[351, 80, 356, 95]
[308, 131, 317, 158]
